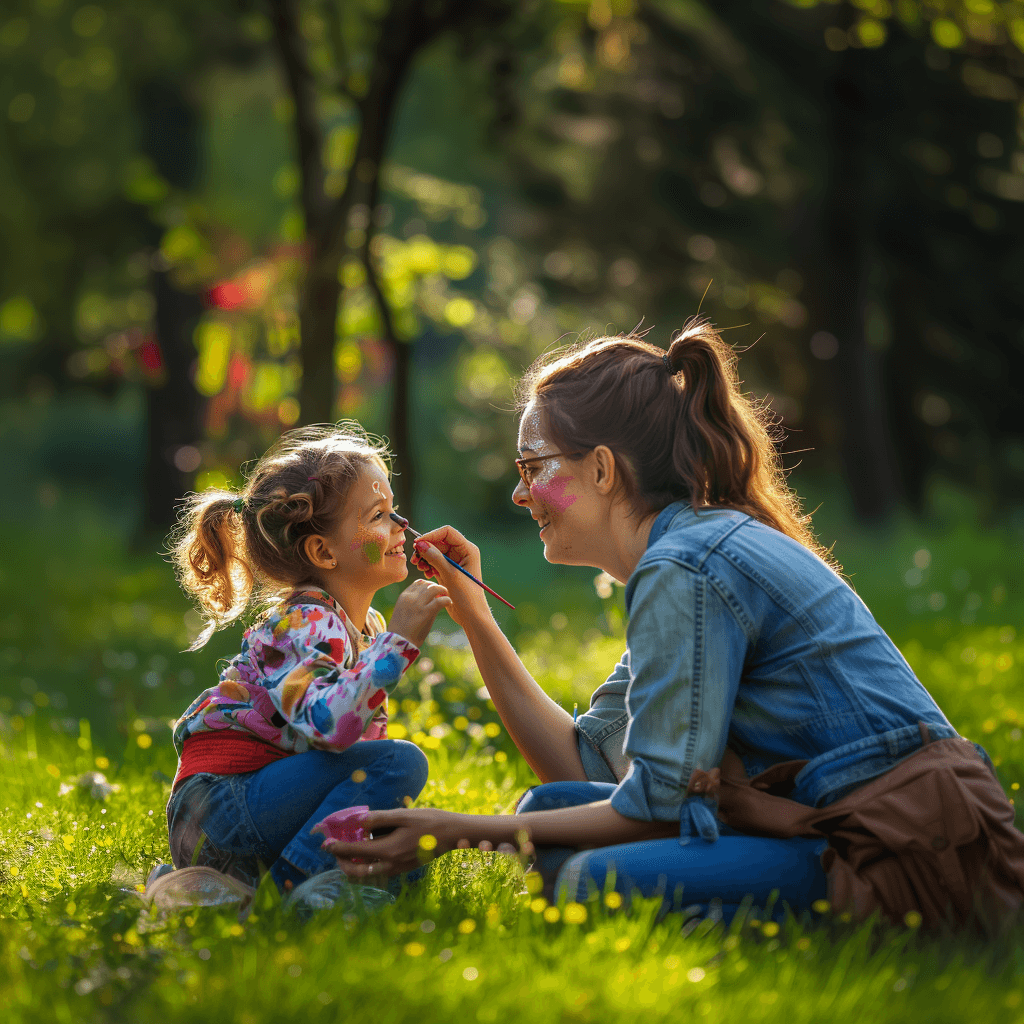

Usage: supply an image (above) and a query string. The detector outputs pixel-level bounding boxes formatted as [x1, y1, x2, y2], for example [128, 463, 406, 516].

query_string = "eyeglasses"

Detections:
[515, 451, 582, 487]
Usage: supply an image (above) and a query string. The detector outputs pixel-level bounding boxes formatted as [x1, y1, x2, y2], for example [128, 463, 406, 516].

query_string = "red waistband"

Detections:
[173, 731, 291, 789]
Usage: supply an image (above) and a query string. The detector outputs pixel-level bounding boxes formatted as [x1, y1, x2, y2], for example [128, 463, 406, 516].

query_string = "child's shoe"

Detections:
[283, 868, 394, 919]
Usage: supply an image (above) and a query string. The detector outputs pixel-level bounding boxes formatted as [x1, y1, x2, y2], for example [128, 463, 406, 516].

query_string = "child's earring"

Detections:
[331, 560, 337, 568]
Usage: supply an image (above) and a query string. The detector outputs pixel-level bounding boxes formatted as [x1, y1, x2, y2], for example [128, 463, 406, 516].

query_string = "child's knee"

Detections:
[390, 739, 429, 796]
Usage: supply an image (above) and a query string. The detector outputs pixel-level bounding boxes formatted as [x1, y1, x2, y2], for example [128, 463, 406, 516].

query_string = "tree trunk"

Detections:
[143, 269, 205, 529]
[821, 59, 900, 522]
[137, 77, 205, 530]
[389, 339, 413, 518]
[298, 246, 344, 425]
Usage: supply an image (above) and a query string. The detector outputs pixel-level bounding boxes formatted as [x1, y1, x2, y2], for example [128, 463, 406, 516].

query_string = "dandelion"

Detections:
[604, 892, 623, 910]
[811, 899, 830, 914]
[903, 910, 922, 929]
[761, 922, 780, 937]
[404, 942, 425, 957]
[543, 906, 560, 923]
[458, 919, 476, 934]
[136, 734, 152, 749]
[614, 937, 631, 952]
[563, 903, 587, 924]
[530, 898, 547, 913]
[418, 834, 438, 852]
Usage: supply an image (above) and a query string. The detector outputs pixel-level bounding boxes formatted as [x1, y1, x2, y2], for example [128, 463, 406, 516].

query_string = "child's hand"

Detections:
[388, 578, 451, 648]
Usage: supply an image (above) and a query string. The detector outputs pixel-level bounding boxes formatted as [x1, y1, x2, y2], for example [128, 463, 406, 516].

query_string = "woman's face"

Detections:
[513, 401, 591, 565]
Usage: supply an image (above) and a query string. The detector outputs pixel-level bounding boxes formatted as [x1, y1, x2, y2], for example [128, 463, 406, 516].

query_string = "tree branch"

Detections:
[321, 0, 451, 252]
[322, 0, 354, 99]
[268, 0, 328, 234]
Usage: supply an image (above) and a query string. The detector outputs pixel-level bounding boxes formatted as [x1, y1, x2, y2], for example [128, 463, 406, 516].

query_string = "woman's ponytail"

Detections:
[665, 319, 764, 511]
[171, 490, 255, 650]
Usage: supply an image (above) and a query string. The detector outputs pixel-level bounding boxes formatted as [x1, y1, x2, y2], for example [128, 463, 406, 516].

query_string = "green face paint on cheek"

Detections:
[361, 540, 383, 564]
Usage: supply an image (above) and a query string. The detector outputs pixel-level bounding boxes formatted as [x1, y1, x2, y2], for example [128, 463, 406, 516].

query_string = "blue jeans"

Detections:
[516, 781, 828, 922]
[166, 740, 428, 891]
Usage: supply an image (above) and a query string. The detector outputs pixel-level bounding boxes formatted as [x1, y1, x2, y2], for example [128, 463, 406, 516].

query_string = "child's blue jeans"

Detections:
[166, 739, 428, 892]
[516, 781, 829, 922]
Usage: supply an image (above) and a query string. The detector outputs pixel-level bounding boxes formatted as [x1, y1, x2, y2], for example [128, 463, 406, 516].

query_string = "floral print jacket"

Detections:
[172, 589, 419, 757]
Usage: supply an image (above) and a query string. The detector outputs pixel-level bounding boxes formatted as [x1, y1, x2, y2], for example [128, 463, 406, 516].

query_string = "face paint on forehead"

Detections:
[519, 407, 553, 456]
[372, 480, 382, 496]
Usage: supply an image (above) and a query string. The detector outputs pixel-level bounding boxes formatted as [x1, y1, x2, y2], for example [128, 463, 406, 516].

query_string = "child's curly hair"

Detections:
[169, 422, 390, 648]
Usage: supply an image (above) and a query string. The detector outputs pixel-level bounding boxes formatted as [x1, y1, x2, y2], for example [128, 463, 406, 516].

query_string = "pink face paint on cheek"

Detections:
[531, 474, 577, 512]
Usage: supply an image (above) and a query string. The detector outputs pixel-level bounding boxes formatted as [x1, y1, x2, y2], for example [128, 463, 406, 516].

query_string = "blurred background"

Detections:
[1, 0, 1022, 757]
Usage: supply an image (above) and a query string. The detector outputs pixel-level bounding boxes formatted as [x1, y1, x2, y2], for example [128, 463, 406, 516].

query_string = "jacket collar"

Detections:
[646, 500, 690, 551]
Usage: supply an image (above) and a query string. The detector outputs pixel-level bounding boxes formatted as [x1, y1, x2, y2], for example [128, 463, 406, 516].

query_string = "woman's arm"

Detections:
[413, 529, 588, 783]
[327, 802, 677, 878]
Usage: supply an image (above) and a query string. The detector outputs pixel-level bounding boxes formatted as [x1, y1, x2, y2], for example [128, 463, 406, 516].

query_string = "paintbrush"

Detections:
[390, 513, 516, 610]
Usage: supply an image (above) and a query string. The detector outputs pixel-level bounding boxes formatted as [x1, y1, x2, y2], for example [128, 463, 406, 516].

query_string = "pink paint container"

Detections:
[311, 805, 371, 849]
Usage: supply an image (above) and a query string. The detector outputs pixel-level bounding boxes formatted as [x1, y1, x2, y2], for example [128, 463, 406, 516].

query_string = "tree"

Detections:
[266, 0, 522, 514]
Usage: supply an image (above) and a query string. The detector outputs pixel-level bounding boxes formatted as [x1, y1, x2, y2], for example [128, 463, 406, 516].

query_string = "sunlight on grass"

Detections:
[1, 513, 1023, 1022]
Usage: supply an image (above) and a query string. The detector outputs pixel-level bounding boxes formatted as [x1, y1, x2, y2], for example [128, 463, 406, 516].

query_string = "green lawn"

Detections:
[2, 502, 1023, 1023]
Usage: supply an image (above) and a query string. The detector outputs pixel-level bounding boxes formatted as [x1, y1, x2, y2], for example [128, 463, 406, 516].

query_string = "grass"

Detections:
[1, 493, 1024, 1023]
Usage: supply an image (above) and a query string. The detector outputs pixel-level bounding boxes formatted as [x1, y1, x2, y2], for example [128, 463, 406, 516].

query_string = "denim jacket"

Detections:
[575, 502, 961, 841]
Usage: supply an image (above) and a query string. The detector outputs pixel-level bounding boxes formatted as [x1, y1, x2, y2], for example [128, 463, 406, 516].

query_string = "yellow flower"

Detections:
[563, 903, 587, 924]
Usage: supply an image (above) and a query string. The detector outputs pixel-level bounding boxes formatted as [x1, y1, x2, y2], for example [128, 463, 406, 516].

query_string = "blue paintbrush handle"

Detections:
[443, 552, 478, 581]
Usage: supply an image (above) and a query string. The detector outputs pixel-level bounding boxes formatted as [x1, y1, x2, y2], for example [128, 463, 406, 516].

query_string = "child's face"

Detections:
[325, 462, 408, 590]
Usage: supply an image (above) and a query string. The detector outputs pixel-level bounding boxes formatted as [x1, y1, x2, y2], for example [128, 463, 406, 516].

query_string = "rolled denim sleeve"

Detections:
[575, 652, 631, 784]
[609, 559, 747, 835]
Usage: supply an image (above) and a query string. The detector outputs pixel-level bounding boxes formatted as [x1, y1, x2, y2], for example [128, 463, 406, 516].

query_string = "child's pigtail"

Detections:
[171, 489, 255, 649]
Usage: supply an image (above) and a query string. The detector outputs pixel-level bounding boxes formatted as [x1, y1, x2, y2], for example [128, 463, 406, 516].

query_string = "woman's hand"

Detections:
[410, 526, 491, 627]
[387, 579, 451, 649]
[327, 807, 476, 878]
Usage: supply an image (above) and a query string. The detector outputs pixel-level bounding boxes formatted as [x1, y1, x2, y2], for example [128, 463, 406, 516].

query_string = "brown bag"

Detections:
[688, 733, 1024, 932]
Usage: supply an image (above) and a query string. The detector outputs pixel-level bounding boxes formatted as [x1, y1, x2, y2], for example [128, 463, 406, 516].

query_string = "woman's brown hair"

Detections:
[169, 423, 390, 648]
[517, 319, 837, 568]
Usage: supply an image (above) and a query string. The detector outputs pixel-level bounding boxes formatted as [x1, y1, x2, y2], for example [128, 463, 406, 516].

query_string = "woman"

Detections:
[329, 322, 1024, 928]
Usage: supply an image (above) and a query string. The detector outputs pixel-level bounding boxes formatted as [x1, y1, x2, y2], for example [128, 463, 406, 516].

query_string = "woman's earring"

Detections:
[331, 560, 337, 568]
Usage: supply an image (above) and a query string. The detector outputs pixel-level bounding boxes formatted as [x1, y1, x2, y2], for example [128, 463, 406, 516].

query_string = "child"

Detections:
[164, 423, 449, 896]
